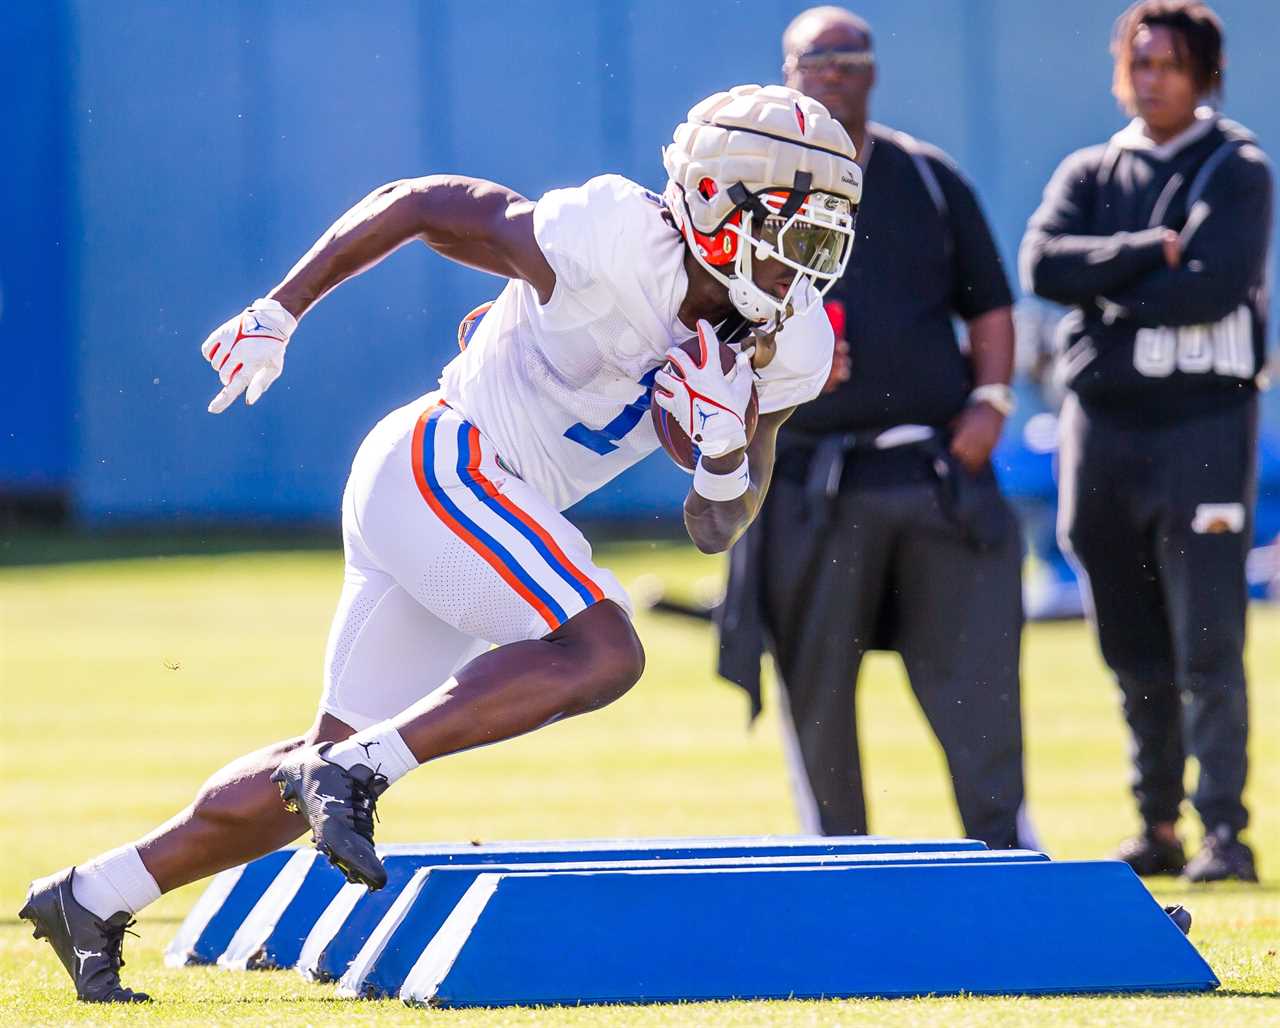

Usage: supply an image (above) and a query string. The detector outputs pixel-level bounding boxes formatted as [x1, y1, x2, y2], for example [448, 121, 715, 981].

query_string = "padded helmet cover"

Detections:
[663, 84, 862, 235]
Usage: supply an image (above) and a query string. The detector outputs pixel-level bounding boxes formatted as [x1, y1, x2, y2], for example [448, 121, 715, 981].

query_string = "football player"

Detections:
[20, 84, 861, 1001]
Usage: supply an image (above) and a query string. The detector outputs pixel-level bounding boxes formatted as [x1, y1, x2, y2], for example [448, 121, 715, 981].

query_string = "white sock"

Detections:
[325, 724, 418, 787]
[72, 845, 161, 921]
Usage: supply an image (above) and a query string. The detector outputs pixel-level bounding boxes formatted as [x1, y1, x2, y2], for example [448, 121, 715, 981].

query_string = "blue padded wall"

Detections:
[0, 3, 74, 492]
[7, 0, 1275, 520]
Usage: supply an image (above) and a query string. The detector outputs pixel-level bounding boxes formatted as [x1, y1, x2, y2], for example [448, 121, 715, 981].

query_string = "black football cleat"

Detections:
[18, 868, 150, 1003]
[1183, 826, 1259, 884]
[1115, 829, 1186, 876]
[272, 743, 389, 890]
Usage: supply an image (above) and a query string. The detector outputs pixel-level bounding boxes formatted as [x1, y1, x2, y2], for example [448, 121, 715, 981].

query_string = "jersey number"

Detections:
[563, 369, 659, 455]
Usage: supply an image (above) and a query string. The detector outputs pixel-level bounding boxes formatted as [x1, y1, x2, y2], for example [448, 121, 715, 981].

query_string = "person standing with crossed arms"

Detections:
[1021, 0, 1270, 882]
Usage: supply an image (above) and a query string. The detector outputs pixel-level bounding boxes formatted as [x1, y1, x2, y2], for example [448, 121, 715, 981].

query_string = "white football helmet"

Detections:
[663, 84, 862, 324]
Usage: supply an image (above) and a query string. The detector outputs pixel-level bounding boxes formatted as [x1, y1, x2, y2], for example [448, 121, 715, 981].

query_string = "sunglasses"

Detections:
[783, 48, 876, 76]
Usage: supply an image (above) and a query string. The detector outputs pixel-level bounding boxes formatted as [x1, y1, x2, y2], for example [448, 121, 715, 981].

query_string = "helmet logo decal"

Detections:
[794, 103, 806, 134]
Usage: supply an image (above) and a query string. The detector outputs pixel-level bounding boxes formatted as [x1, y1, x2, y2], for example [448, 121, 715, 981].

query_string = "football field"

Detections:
[1, 539, 1276, 1025]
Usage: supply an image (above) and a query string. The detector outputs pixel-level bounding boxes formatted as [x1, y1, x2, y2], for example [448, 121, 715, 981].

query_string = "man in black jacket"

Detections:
[1021, 0, 1270, 882]
[718, 6, 1031, 851]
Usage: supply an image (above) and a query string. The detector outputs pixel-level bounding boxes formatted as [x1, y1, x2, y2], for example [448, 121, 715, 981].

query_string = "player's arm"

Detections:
[270, 176, 555, 317]
[683, 406, 792, 555]
[200, 176, 555, 412]
[651, 320, 767, 554]
[1098, 151, 1272, 327]
[1018, 150, 1168, 306]
[948, 306, 1014, 473]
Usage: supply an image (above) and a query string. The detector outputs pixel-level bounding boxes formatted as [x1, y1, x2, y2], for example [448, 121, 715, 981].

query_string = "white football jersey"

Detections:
[438, 175, 833, 511]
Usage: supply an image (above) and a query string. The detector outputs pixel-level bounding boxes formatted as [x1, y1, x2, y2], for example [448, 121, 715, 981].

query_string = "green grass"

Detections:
[1, 540, 1277, 1025]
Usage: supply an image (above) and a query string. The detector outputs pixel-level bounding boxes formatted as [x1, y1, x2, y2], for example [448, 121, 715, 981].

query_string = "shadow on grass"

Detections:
[1215, 990, 1280, 999]
[0, 522, 680, 568]
[202, 989, 1280, 1006]
[0, 528, 341, 568]
[1149, 881, 1280, 897]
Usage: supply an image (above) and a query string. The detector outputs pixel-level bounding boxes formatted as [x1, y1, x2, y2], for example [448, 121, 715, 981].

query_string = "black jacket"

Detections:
[1020, 113, 1272, 425]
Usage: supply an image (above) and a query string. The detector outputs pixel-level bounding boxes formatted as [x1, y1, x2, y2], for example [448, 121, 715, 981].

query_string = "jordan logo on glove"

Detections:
[239, 312, 288, 342]
[199, 298, 298, 414]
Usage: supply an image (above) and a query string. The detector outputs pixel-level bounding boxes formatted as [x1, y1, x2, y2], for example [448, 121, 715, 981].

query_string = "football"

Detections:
[651, 336, 759, 472]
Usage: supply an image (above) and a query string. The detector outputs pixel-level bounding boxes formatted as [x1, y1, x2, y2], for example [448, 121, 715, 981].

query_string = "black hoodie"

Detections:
[1020, 111, 1272, 425]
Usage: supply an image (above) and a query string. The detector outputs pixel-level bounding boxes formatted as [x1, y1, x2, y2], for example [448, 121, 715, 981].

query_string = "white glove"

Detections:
[200, 298, 297, 413]
[653, 319, 754, 459]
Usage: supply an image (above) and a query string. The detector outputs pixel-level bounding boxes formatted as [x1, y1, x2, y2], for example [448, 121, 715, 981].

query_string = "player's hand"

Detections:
[653, 319, 754, 459]
[200, 298, 297, 414]
[949, 403, 1004, 473]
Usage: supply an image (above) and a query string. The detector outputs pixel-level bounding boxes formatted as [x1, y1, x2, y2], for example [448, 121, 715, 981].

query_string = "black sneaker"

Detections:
[1183, 826, 1259, 883]
[18, 868, 150, 1003]
[272, 743, 389, 890]
[1115, 829, 1187, 876]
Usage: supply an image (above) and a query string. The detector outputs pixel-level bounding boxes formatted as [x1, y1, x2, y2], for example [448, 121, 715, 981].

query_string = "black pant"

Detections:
[760, 450, 1027, 848]
[1057, 393, 1257, 834]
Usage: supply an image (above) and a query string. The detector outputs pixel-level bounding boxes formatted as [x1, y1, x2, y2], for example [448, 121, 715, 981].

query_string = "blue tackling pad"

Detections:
[166, 837, 1218, 1006]
[397, 860, 1217, 1006]
[165, 836, 983, 972]
[339, 849, 1044, 999]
